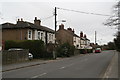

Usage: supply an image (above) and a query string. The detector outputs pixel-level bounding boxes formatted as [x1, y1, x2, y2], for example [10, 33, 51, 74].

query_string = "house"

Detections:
[56, 24, 74, 46]
[1, 17, 55, 44]
[80, 31, 91, 49]
[56, 24, 81, 49]
[73, 34, 81, 49]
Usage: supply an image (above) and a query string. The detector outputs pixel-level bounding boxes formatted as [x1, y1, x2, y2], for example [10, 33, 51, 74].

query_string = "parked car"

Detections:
[29, 53, 33, 60]
[95, 48, 101, 53]
[8, 48, 33, 60]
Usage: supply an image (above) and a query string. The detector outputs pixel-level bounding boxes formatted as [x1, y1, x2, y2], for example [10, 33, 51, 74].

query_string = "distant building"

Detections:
[56, 24, 91, 50]
[56, 24, 74, 46]
[80, 31, 91, 49]
[1, 17, 55, 44]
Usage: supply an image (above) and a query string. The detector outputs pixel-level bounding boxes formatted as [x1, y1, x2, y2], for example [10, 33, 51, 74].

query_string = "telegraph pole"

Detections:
[53, 7, 57, 59]
[95, 31, 97, 45]
[55, 7, 57, 35]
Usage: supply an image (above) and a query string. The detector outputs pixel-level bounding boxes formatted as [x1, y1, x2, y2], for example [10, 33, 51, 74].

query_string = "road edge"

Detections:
[101, 51, 118, 79]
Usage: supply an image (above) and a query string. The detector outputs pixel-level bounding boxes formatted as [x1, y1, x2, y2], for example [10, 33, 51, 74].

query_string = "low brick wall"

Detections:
[2, 50, 29, 65]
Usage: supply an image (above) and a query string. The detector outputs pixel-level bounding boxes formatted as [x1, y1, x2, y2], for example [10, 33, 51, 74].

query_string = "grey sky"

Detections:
[0, 0, 118, 45]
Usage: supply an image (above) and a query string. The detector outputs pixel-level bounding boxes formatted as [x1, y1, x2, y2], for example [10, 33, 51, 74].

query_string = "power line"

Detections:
[57, 7, 110, 17]
[41, 15, 54, 20]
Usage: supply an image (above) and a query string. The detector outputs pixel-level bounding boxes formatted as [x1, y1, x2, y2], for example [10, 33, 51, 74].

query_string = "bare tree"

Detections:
[105, 1, 120, 52]
[104, 1, 120, 31]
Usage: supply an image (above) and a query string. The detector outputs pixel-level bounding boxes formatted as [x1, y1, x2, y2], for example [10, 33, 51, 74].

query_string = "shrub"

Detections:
[56, 43, 75, 57]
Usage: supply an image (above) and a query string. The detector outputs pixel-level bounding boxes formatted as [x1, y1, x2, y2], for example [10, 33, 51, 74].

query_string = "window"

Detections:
[28, 30, 32, 40]
[41, 33, 43, 40]
[49, 34, 51, 40]
[38, 32, 40, 40]
[51, 34, 53, 40]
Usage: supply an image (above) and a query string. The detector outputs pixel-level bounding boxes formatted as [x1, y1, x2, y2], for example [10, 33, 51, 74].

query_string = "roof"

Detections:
[74, 34, 80, 37]
[1, 23, 16, 29]
[80, 37, 90, 41]
[1, 21, 54, 33]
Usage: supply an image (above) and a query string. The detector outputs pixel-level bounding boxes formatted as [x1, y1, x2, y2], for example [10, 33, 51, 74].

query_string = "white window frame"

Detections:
[28, 30, 32, 40]
[41, 32, 44, 41]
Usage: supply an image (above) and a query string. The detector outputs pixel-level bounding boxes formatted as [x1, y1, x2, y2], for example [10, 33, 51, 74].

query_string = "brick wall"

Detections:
[2, 50, 29, 65]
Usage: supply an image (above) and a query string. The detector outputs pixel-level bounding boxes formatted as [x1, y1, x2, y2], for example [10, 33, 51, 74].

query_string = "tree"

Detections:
[104, 1, 120, 52]
[114, 32, 120, 51]
[107, 42, 115, 50]
[104, 1, 120, 29]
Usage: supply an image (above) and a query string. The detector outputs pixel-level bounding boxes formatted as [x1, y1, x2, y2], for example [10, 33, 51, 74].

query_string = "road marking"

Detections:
[32, 73, 47, 78]
[59, 67, 65, 69]
[59, 63, 74, 69]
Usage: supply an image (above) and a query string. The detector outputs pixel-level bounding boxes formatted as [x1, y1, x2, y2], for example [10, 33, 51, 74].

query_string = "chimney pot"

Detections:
[67, 27, 72, 31]
[72, 29, 74, 33]
[18, 19, 20, 21]
[80, 31, 83, 37]
[84, 34, 87, 38]
[21, 18, 23, 21]
[59, 24, 64, 30]
[35, 17, 37, 20]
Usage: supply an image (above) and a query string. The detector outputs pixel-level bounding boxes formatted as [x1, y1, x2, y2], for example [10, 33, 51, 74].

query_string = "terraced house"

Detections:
[2, 17, 55, 44]
[56, 24, 91, 50]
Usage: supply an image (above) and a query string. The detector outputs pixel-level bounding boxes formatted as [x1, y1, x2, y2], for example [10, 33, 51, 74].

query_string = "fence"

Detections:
[2, 50, 29, 65]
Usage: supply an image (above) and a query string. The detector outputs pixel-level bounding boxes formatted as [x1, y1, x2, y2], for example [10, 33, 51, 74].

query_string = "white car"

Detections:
[29, 53, 33, 60]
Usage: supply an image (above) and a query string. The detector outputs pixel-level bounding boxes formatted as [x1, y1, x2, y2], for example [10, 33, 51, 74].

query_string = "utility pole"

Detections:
[95, 31, 97, 45]
[53, 7, 57, 59]
[55, 7, 57, 45]
[55, 7, 57, 36]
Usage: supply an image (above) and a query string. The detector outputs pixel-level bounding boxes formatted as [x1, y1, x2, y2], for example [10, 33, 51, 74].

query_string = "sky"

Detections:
[0, 0, 118, 45]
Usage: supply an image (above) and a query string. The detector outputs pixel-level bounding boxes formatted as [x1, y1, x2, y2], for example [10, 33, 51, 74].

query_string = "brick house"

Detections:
[56, 24, 81, 49]
[2, 17, 55, 44]
[56, 24, 74, 46]
[56, 24, 91, 50]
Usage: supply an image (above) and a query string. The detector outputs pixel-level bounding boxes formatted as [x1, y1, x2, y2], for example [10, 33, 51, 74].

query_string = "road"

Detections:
[2, 50, 116, 78]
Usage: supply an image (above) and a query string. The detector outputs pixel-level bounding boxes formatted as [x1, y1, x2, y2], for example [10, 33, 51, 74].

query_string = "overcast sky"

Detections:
[0, 0, 118, 45]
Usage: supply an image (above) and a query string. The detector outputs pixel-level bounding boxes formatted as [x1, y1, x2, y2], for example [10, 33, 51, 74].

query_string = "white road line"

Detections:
[59, 66, 65, 69]
[32, 73, 47, 78]
[59, 63, 74, 69]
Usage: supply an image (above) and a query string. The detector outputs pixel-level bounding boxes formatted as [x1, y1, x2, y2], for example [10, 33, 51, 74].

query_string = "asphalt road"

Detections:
[2, 50, 115, 78]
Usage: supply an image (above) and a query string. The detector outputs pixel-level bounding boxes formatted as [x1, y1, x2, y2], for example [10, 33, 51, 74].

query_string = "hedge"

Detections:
[4, 40, 51, 58]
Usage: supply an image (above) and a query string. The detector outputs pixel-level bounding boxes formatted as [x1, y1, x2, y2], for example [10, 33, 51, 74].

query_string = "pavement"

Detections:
[2, 58, 63, 72]
[103, 51, 119, 78]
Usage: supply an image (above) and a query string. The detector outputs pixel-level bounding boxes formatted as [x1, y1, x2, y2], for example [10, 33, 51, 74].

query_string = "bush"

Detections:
[5, 40, 47, 58]
[56, 43, 75, 57]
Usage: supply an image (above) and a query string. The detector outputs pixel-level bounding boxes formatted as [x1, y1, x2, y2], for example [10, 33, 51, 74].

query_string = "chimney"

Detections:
[59, 24, 64, 30]
[34, 17, 41, 26]
[80, 31, 83, 37]
[72, 29, 74, 33]
[67, 27, 72, 32]
[18, 19, 20, 21]
[17, 18, 24, 24]
[21, 18, 23, 21]
[84, 34, 87, 38]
